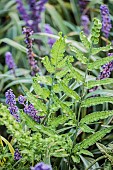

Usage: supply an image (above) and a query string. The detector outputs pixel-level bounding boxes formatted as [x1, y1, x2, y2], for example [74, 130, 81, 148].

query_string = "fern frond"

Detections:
[92, 44, 111, 55]
[80, 124, 94, 133]
[62, 73, 73, 86]
[33, 79, 50, 99]
[81, 97, 113, 107]
[88, 56, 113, 70]
[74, 127, 113, 152]
[80, 110, 113, 124]
[42, 56, 55, 73]
[60, 82, 80, 101]
[55, 68, 69, 79]
[53, 84, 61, 93]
[57, 55, 74, 68]
[85, 78, 113, 89]
[70, 46, 88, 64]
[34, 75, 52, 86]
[77, 149, 94, 157]
[91, 18, 102, 44]
[96, 143, 113, 165]
[48, 115, 69, 129]
[51, 32, 66, 66]
[21, 110, 56, 136]
[51, 94, 73, 115]
[68, 63, 84, 82]
[80, 31, 91, 49]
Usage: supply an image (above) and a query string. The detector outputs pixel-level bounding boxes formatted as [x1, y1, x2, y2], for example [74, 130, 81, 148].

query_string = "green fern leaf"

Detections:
[60, 82, 80, 101]
[72, 155, 80, 163]
[35, 124, 56, 137]
[52, 94, 73, 115]
[88, 56, 113, 70]
[68, 63, 84, 82]
[57, 55, 74, 68]
[80, 124, 94, 133]
[80, 31, 91, 49]
[74, 127, 113, 152]
[55, 68, 69, 79]
[20, 110, 38, 131]
[42, 56, 55, 73]
[77, 149, 94, 157]
[91, 18, 102, 44]
[51, 32, 66, 66]
[81, 97, 113, 107]
[85, 78, 113, 89]
[96, 143, 109, 154]
[33, 79, 50, 99]
[96, 143, 113, 165]
[35, 75, 52, 86]
[92, 44, 111, 55]
[61, 73, 73, 86]
[70, 46, 88, 64]
[80, 110, 113, 124]
[26, 91, 47, 113]
[48, 115, 69, 129]
[53, 84, 61, 93]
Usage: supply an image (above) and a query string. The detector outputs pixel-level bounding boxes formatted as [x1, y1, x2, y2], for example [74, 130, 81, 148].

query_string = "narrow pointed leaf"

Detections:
[85, 78, 113, 89]
[88, 56, 113, 70]
[81, 97, 113, 107]
[80, 110, 113, 124]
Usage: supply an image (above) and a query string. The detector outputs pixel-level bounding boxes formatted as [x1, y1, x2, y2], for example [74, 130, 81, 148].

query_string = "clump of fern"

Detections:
[1, 18, 113, 170]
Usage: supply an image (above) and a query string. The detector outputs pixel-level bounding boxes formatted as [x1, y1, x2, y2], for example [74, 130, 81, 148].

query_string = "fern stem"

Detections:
[68, 45, 93, 167]
[42, 74, 54, 124]
[85, 155, 106, 170]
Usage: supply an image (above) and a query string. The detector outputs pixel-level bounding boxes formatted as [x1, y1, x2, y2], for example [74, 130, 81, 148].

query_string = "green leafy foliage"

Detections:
[96, 143, 113, 165]
[81, 97, 113, 107]
[70, 46, 88, 64]
[1, 16, 113, 170]
[92, 43, 111, 55]
[88, 56, 113, 70]
[60, 81, 80, 101]
[80, 31, 91, 49]
[80, 110, 113, 124]
[85, 78, 113, 89]
[74, 127, 113, 153]
[91, 18, 102, 44]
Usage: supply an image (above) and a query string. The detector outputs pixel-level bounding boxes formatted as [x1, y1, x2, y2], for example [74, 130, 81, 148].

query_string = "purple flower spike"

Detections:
[29, 0, 48, 31]
[45, 24, 55, 47]
[79, 0, 90, 14]
[15, 0, 31, 27]
[89, 53, 113, 93]
[100, 4, 111, 38]
[81, 15, 90, 36]
[5, 52, 16, 70]
[30, 162, 52, 170]
[23, 27, 39, 76]
[24, 104, 40, 122]
[9, 105, 18, 115]
[99, 53, 113, 79]
[14, 149, 22, 161]
[18, 95, 26, 105]
[5, 89, 16, 106]
[5, 89, 19, 121]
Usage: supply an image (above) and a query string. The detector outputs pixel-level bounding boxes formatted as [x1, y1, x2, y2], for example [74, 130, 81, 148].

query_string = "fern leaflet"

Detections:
[81, 97, 113, 107]
[80, 110, 113, 124]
